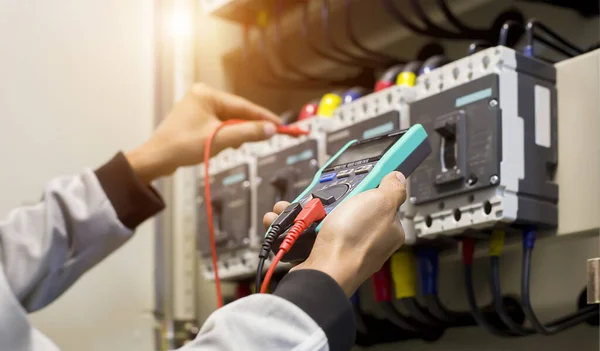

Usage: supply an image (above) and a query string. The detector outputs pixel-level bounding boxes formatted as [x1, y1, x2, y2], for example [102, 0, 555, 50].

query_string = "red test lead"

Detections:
[276, 125, 310, 137]
[203, 119, 308, 308]
[260, 198, 326, 293]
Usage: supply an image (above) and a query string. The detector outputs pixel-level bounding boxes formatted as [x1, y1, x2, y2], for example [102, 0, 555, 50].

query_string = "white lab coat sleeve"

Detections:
[179, 270, 356, 351]
[0, 152, 164, 312]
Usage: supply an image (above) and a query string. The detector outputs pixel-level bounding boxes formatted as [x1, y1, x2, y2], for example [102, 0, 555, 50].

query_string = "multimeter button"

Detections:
[336, 169, 353, 178]
[319, 173, 336, 183]
[312, 184, 349, 205]
[355, 164, 373, 174]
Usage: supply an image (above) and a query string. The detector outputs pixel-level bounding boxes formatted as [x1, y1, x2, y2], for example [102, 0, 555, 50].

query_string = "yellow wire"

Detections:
[489, 229, 505, 257]
[390, 251, 417, 299]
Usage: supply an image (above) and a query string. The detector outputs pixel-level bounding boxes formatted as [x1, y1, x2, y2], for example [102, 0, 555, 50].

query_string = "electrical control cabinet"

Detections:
[409, 46, 558, 238]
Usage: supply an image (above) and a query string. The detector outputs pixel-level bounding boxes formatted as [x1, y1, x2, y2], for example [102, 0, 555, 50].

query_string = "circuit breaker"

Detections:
[251, 118, 330, 237]
[196, 148, 259, 280]
[196, 118, 330, 280]
[409, 46, 558, 238]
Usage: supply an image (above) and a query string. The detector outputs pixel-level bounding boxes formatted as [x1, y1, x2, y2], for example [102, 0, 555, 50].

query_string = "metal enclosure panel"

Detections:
[552, 50, 600, 237]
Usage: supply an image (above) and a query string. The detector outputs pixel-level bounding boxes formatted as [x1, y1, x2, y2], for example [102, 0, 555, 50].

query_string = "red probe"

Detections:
[204, 120, 309, 308]
[260, 198, 326, 293]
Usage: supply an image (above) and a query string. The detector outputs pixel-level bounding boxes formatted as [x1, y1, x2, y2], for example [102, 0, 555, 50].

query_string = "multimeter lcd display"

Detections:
[328, 134, 399, 168]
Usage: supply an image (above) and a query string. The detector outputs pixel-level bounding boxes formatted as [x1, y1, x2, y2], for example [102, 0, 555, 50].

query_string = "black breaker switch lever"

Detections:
[435, 120, 456, 139]
[433, 111, 467, 185]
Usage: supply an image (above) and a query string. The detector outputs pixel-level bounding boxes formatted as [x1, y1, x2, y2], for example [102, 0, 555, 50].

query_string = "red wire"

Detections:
[204, 120, 309, 306]
[204, 119, 246, 308]
[261, 250, 285, 293]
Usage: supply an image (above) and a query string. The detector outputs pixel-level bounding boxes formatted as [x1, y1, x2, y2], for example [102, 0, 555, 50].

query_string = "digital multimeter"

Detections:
[272, 124, 432, 262]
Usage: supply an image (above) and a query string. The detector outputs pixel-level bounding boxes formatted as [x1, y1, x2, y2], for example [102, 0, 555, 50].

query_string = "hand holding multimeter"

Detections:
[265, 125, 431, 259]
[257, 124, 431, 293]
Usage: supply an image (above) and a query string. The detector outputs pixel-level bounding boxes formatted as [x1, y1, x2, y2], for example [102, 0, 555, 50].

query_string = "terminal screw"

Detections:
[409, 197, 417, 204]
[310, 159, 319, 168]
[489, 99, 498, 108]
[242, 180, 251, 188]
[490, 175, 499, 185]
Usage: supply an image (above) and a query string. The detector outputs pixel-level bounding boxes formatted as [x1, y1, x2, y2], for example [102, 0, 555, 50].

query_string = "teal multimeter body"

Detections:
[272, 124, 432, 262]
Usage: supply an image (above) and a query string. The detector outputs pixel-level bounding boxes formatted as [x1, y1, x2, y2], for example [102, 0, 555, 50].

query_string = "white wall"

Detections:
[0, 1, 156, 350]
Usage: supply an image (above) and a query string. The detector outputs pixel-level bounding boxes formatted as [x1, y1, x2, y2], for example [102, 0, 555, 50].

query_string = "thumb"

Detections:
[212, 121, 277, 153]
[378, 171, 408, 209]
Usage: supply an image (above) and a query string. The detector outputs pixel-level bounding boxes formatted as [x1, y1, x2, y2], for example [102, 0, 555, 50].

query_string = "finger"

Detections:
[203, 86, 281, 124]
[273, 201, 291, 214]
[263, 201, 291, 230]
[378, 172, 407, 209]
[212, 121, 277, 154]
[263, 212, 279, 231]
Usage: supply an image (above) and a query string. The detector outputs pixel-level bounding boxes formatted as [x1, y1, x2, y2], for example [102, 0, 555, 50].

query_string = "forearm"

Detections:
[0, 152, 164, 311]
[180, 270, 356, 351]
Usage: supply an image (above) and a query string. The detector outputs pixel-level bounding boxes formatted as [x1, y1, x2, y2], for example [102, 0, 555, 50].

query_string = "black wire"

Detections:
[381, 0, 433, 36]
[409, 0, 466, 39]
[241, 25, 286, 89]
[300, 1, 359, 66]
[464, 263, 513, 336]
[468, 41, 492, 55]
[521, 248, 599, 335]
[380, 302, 421, 332]
[423, 295, 450, 321]
[272, 0, 325, 82]
[255, 257, 266, 293]
[320, 0, 383, 68]
[343, 0, 400, 63]
[490, 256, 535, 336]
[401, 298, 445, 328]
[499, 20, 522, 46]
[526, 19, 584, 57]
[499, 20, 569, 61]
[256, 28, 329, 89]
[423, 294, 476, 326]
[437, 0, 486, 36]
[354, 305, 369, 334]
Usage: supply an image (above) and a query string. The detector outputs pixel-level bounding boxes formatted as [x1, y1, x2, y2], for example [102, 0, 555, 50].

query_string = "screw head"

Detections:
[409, 196, 417, 204]
[310, 159, 319, 168]
[242, 180, 251, 188]
[489, 99, 498, 108]
[242, 238, 250, 245]
[490, 175, 499, 185]
[467, 175, 478, 186]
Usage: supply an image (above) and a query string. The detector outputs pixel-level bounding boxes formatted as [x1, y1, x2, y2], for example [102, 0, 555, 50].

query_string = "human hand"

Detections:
[263, 172, 407, 297]
[126, 84, 280, 183]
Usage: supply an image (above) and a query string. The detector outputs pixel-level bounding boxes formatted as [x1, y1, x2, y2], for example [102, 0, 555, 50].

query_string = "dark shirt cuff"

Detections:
[274, 269, 356, 351]
[95, 152, 165, 229]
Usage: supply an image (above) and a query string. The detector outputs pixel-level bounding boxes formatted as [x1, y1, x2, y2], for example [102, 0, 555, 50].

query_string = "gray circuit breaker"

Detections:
[196, 117, 330, 280]
[196, 148, 260, 280]
[408, 46, 558, 238]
